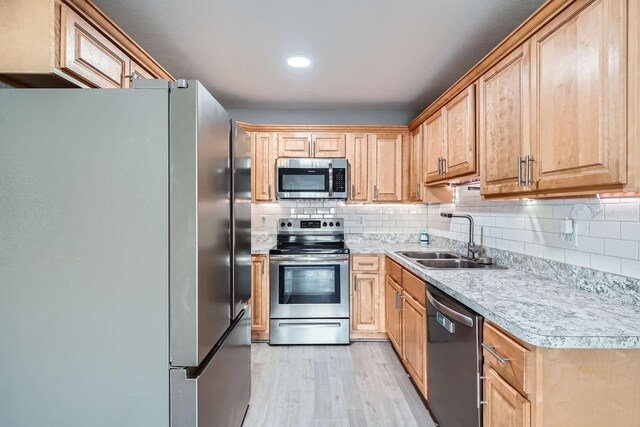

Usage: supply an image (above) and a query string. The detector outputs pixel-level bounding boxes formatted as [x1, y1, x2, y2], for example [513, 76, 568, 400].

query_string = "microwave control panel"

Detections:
[333, 169, 346, 192]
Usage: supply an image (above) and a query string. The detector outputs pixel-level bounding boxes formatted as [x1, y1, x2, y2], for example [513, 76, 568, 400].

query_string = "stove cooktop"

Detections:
[269, 245, 350, 255]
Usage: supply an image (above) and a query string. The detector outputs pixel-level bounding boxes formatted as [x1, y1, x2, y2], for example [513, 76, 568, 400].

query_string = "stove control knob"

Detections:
[280, 222, 286, 227]
[336, 221, 341, 227]
[329, 222, 334, 227]
[323, 222, 328, 227]
[287, 222, 292, 227]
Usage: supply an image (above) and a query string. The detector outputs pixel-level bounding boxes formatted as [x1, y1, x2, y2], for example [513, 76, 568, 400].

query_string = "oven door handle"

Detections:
[270, 255, 349, 263]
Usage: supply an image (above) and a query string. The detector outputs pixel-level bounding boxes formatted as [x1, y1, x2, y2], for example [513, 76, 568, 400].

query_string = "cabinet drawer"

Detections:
[385, 257, 403, 284]
[352, 255, 379, 271]
[401, 269, 425, 307]
[483, 322, 531, 395]
[59, 5, 130, 88]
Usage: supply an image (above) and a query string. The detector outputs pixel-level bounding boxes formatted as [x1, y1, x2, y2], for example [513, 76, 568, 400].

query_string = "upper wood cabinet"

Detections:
[422, 86, 476, 185]
[252, 132, 277, 202]
[444, 85, 476, 179]
[277, 132, 312, 157]
[250, 255, 269, 341]
[369, 133, 404, 202]
[408, 126, 424, 202]
[313, 134, 347, 157]
[423, 111, 446, 184]
[277, 133, 347, 158]
[530, 0, 627, 194]
[60, 5, 130, 89]
[479, 43, 532, 196]
[346, 133, 369, 202]
[0, 0, 172, 88]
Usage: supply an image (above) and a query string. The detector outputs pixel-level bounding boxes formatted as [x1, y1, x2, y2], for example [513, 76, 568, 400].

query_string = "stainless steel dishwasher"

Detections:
[426, 283, 483, 427]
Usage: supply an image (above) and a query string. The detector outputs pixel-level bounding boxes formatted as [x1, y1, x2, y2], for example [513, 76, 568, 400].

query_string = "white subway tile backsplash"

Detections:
[604, 239, 639, 260]
[604, 203, 640, 221]
[590, 221, 621, 239]
[590, 254, 622, 275]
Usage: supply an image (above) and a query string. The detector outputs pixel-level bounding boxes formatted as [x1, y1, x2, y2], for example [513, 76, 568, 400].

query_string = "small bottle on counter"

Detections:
[420, 230, 429, 245]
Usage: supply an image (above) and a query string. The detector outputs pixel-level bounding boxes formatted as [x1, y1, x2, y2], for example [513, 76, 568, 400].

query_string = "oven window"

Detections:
[279, 169, 329, 192]
[279, 265, 340, 304]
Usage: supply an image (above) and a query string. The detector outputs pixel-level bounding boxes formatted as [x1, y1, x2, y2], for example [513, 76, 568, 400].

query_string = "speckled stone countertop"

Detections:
[385, 248, 640, 349]
[251, 235, 640, 348]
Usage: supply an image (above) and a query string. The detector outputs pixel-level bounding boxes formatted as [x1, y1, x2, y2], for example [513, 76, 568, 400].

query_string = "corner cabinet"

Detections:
[369, 133, 404, 202]
[250, 255, 269, 341]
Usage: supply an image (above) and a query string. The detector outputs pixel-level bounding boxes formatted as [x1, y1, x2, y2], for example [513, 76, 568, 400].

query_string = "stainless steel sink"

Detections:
[397, 251, 461, 259]
[416, 259, 489, 269]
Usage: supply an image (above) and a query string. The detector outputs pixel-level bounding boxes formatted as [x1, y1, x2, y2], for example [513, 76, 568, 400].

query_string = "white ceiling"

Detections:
[94, 0, 544, 112]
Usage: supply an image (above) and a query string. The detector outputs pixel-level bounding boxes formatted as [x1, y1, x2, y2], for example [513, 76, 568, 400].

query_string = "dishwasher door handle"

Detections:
[426, 290, 474, 328]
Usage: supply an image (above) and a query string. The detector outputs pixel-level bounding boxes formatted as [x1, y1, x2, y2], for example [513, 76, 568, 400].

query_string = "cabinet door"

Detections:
[409, 125, 423, 202]
[483, 366, 531, 427]
[312, 134, 346, 158]
[59, 5, 130, 88]
[385, 275, 403, 355]
[351, 273, 382, 333]
[423, 111, 446, 183]
[530, 0, 627, 193]
[479, 43, 532, 196]
[250, 256, 269, 338]
[369, 134, 404, 202]
[252, 132, 277, 202]
[402, 292, 427, 398]
[346, 133, 369, 202]
[444, 85, 476, 179]
[277, 132, 311, 157]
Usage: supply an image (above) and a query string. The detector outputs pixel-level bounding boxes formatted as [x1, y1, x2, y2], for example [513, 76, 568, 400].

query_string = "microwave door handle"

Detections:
[328, 162, 333, 197]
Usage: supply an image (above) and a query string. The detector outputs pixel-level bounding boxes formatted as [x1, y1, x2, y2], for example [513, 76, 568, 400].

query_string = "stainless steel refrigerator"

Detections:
[0, 79, 252, 427]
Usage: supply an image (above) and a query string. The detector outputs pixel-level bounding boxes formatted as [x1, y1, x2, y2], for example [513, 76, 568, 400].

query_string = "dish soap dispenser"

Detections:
[420, 230, 429, 245]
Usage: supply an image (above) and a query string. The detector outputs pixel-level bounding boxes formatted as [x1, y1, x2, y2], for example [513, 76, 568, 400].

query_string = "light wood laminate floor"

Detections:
[243, 342, 436, 427]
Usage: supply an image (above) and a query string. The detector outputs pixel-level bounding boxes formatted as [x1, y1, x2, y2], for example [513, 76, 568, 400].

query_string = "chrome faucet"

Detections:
[440, 212, 480, 259]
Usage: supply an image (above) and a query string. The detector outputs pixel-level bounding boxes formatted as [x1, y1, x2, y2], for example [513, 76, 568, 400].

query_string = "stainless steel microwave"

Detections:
[275, 158, 348, 200]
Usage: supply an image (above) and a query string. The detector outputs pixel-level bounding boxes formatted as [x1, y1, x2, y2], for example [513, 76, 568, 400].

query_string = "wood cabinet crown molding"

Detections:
[237, 122, 409, 134]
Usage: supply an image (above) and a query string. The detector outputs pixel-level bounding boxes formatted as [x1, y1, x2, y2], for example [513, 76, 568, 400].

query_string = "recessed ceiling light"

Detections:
[287, 56, 311, 68]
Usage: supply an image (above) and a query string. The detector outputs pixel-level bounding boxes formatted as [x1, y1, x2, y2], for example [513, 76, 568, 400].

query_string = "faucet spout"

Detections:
[440, 212, 477, 259]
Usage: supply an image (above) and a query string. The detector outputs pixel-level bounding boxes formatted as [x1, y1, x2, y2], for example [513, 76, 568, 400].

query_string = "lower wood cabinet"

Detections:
[384, 257, 427, 399]
[384, 275, 403, 353]
[483, 365, 531, 427]
[350, 255, 386, 339]
[250, 255, 269, 341]
[482, 321, 640, 426]
[401, 292, 427, 396]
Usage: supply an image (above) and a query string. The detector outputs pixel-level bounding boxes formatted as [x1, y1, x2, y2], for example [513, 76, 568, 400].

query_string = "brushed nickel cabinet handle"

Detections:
[441, 158, 447, 175]
[374, 185, 379, 199]
[516, 157, 523, 186]
[268, 184, 272, 198]
[525, 155, 535, 186]
[351, 184, 355, 199]
[437, 158, 442, 175]
[482, 343, 510, 364]
[261, 260, 265, 275]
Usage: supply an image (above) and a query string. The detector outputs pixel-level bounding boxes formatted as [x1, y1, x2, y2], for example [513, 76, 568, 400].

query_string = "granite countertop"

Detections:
[384, 248, 640, 349]
[251, 237, 640, 349]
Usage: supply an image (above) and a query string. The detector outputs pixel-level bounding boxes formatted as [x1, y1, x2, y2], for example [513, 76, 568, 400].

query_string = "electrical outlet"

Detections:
[560, 219, 578, 247]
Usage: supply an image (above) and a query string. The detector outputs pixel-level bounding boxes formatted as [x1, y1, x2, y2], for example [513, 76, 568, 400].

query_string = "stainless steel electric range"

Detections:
[269, 218, 350, 345]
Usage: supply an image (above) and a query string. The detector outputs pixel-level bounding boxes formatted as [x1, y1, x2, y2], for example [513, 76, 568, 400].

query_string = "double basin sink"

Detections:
[396, 251, 506, 270]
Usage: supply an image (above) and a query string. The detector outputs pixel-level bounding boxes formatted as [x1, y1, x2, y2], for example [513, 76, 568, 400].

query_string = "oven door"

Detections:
[269, 254, 349, 319]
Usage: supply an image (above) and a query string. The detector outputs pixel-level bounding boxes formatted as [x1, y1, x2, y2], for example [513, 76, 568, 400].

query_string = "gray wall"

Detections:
[228, 109, 418, 125]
